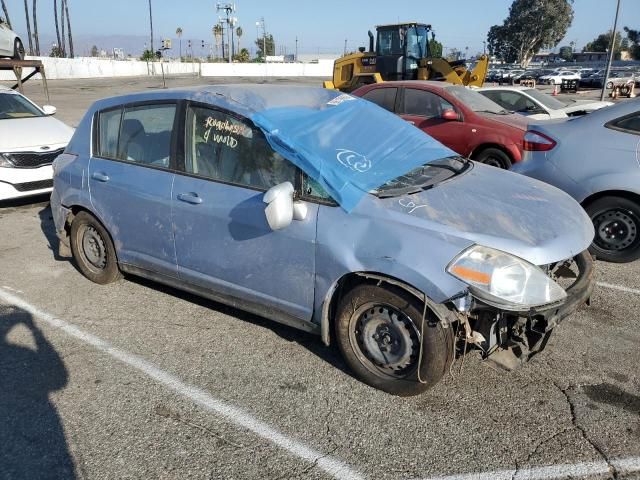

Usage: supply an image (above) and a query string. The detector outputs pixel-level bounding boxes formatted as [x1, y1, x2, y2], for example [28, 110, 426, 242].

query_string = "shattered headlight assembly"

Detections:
[0, 153, 16, 168]
[447, 245, 567, 310]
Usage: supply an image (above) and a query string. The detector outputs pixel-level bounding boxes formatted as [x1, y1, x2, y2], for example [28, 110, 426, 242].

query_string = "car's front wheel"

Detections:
[13, 38, 24, 60]
[335, 284, 454, 396]
[70, 211, 122, 284]
[586, 196, 640, 263]
[474, 147, 512, 169]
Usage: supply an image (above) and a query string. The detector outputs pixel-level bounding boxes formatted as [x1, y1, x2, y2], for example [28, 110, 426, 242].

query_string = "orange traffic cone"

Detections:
[552, 84, 559, 96]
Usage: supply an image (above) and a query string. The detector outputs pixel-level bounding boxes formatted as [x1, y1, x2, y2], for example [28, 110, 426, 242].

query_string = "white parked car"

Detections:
[477, 86, 613, 120]
[0, 18, 24, 60]
[0, 86, 74, 201]
[539, 71, 580, 85]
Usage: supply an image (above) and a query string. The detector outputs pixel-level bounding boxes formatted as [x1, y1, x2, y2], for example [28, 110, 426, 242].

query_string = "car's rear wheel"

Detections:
[70, 211, 122, 284]
[585, 196, 640, 263]
[335, 284, 454, 396]
[13, 39, 24, 61]
[474, 147, 512, 169]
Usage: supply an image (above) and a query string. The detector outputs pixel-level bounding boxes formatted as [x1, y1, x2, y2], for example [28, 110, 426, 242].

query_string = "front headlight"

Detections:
[447, 245, 567, 310]
[0, 153, 16, 168]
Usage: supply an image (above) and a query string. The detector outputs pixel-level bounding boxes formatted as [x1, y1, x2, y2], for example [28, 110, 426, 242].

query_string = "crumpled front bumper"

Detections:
[471, 251, 595, 370]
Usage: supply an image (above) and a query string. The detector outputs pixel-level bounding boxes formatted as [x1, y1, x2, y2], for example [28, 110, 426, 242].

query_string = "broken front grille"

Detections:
[6, 149, 64, 168]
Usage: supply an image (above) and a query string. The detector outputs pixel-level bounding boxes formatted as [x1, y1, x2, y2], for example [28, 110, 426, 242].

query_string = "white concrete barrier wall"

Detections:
[0, 56, 332, 81]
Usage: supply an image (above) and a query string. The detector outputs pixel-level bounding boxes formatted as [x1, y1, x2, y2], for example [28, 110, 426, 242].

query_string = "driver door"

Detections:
[171, 104, 318, 322]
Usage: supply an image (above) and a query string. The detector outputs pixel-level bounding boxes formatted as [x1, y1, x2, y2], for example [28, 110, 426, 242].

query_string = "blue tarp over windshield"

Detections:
[249, 91, 456, 212]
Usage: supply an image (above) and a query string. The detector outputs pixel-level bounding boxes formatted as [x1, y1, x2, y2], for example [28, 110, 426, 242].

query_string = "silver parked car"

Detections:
[51, 85, 594, 395]
[513, 98, 640, 263]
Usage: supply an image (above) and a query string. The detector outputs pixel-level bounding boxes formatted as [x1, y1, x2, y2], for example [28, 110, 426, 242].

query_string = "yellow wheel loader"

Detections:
[323, 23, 489, 92]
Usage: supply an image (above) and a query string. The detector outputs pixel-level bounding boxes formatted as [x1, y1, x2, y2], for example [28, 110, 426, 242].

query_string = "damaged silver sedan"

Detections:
[50, 85, 595, 396]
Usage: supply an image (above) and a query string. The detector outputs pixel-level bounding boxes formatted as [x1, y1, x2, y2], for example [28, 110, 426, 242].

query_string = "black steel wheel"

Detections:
[70, 211, 122, 284]
[13, 38, 24, 60]
[335, 284, 454, 396]
[474, 147, 512, 169]
[586, 196, 640, 263]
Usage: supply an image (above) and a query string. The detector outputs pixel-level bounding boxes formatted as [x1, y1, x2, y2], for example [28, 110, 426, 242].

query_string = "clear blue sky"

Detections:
[3, 0, 639, 55]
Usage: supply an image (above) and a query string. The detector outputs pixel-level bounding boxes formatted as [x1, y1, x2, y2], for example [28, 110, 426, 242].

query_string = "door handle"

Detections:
[91, 172, 110, 182]
[177, 192, 203, 205]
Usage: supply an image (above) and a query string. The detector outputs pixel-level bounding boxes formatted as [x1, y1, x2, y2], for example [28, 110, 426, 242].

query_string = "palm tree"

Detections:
[63, 0, 73, 57]
[60, 0, 66, 56]
[176, 27, 183, 59]
[235, 26, 242, 56]
[32, 0, 39, 56]
[1, 0, 12, 29]
[22, 0, 33, 55]
[213, 24, 223, 60]
[53, 0, 61, 55]
[148, 0, 154, 53]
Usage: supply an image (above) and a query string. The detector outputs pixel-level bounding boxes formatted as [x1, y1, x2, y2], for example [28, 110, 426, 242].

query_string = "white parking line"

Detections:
[0, 288, 364, 480]
[420, 457, 640, 480]
[597, 281, 640, 296]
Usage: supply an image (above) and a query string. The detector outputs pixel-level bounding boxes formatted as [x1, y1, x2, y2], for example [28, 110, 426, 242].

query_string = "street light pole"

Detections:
[601, 0, 621, 101]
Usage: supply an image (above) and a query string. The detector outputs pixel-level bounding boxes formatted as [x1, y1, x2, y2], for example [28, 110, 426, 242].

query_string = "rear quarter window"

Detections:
[606, 113, 640, 135]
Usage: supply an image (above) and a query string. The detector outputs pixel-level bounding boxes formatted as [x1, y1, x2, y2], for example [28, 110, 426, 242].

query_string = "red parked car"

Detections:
[352, 81, 529, 169]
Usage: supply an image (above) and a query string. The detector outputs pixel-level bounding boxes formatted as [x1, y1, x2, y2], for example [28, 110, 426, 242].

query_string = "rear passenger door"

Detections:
[89, 102, 178, 277]
[171, 104, 318, 322]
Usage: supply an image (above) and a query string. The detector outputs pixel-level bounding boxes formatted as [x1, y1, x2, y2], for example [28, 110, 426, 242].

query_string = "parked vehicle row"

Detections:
[49, 85, 595, 396]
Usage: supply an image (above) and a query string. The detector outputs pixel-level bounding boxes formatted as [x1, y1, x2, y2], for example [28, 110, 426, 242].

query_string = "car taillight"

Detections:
[523, 131, 557, 152]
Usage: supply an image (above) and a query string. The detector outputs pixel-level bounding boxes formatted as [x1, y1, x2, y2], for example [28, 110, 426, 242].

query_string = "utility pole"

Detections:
[295, 36, 298, 61]
[148, 0, 154, 53]
[601, 0, 621, 101]
[344, 39, 347, 55]
[217, 3, 236, 64]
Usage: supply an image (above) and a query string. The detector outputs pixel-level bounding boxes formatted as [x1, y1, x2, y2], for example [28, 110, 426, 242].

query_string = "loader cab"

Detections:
[375, 23, 432, 81]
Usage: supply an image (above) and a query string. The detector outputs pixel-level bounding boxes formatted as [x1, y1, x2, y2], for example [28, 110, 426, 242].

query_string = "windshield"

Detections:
[524, 88, 566, 110]
[374, 156, 469, 198]
[377, 25, 429, 57]
[0, 93, 44, 120]
[444, 85, 506, 114]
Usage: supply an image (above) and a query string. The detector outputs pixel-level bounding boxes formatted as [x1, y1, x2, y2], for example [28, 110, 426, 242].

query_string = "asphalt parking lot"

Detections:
[1, 76, 640, 480]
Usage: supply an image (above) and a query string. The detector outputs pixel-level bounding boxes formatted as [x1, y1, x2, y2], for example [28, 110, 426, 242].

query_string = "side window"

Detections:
[303, 174, 335, 203]
[96, 103, 176, 168]
[489, 91, 537, 113]
[361, 88, 397, 112]
[402, 89, 454, 118]
[118, 104, 176, 167]
[97, 108, 121, 159]
[607, 113, 640, 135]
[185, 105, 297, 190]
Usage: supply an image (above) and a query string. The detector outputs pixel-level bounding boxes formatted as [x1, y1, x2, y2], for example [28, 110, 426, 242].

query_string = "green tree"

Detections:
[558, 45, 573, 61]
[429, 38, 443, 58]
[624, 27, 640, 60]
[487, 0, 574, 66]
[213, 23, 223, 59]
[236, 26, 242, 54]
[140, 49, 155, 61]
[584, 30, 623, 60]
[233, 47, 250, 62]
[49, 45, 63, 57]
[176, 27, 182, 58]
[90, 45, 99, 57]
[255, 33, 275, 58]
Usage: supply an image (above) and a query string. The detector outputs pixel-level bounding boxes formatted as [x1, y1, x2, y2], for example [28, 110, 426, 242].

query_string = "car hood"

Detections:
[375, 162, 594, 266]
[560, 99, 613, 114]
[0, 116, 74, 151]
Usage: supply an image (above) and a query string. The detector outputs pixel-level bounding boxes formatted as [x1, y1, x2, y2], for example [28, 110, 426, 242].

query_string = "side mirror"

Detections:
[42, 105, 57, 115]
[264, 182, 294, 230]
[441, 109, 459, 121]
